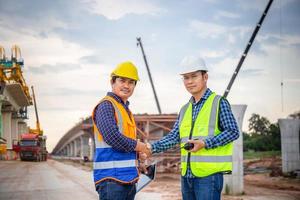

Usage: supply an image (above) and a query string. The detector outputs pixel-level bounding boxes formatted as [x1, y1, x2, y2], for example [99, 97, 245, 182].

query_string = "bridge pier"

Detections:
[223, 105, 247, 195]
[2, 110, 13, 159]
[279, 119, 300, 174]
[71, 141, 75, 157]
[89, 136, 95, 161]
[18, 121, 28, 137]
[67, 143, 71, 157]
[64, 148, 67, 156]
[74, 139, 78, 157]
[80, 136, 90, 158]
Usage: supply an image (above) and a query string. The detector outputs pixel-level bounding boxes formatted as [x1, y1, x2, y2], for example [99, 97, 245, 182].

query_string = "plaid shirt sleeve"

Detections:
[151, 118, 181, 154]
[94, 100, 137, 152]
[204, 98, 240, 149]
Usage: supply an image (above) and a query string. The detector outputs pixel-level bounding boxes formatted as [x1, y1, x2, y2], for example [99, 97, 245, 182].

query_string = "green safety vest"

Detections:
[179, 92, 233, 177]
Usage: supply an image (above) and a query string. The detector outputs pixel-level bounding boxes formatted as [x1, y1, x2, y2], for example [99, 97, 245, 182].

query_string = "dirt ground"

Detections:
[143, 172, 300, 200]
[59, 159, 300, 200]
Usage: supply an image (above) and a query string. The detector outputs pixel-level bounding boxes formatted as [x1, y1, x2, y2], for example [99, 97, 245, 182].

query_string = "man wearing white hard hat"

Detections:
[147, 56, 240, 200]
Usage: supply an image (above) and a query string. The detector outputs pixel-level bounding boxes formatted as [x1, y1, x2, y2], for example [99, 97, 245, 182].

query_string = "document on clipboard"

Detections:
[136, 164, 157, 193]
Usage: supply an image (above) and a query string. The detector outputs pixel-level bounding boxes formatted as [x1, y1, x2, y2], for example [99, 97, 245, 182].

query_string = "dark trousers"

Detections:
[96, 180, 136, 200]
[181, 173, 223, 200]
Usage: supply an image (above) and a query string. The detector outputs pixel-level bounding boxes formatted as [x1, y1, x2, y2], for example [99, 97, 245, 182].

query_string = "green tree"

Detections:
[248, 113, 270, 135]
[289, 110, 300, 119]
[244, 113, 281, 151]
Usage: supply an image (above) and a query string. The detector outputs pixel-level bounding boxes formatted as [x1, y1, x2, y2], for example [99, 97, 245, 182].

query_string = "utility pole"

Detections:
[223, 0, 273, 98]
[137, 37, 162, 114]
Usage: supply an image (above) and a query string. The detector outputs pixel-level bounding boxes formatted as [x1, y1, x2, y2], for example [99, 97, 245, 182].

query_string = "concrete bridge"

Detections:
[51, 117, 94, 160]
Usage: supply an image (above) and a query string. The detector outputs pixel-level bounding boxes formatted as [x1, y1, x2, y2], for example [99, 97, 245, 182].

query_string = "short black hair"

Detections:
[200, 70, 207, 75]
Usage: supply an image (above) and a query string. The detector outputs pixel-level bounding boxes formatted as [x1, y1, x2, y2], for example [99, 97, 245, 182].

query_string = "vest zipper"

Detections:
[186, 118, 195, 176]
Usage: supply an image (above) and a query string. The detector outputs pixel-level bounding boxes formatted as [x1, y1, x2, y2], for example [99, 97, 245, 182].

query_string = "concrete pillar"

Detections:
[71, 141, 74, 157]
[89, 136, 95, 160]
[80, 136, 84, 158]
[11, 118, 19, 146]
[3, 111, 12, 149]
[74, 139, 78, 157]
[67, 144, 71, 157]
[63, 147, 67, 156]
[223, 105, 247, 195]
[17, 121, 28, 138]
[80, 136, 90, 158]
[83, 136, 90, 157]
[278, 119, 300, 173]
[77, 138, 81, 157]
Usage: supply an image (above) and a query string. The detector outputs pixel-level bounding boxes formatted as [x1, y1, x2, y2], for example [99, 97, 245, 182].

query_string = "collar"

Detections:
[107, 92, 130, 107]
[189, 88, 212, 104]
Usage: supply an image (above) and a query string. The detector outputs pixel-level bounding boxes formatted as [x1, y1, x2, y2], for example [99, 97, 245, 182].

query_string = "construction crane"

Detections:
[0, 45, 33, 157]
[18, 86, 47, 161]
[223, 0, 273, 98]
[137, 37, 162, 114]
[29, 86, 43, 135]
[0, 45, 31, 103]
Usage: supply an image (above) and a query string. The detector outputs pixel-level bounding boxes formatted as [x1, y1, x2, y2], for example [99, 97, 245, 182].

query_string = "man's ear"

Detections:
[204, 73, 208, 82]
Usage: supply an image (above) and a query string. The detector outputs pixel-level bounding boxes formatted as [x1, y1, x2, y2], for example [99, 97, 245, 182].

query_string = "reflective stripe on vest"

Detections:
[181, 155, 232, 163]
[179, 92, 233, 177]
[94, 160, 136, 170]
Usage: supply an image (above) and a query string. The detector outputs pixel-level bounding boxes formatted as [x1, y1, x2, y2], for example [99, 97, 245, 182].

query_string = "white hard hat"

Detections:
[180, 56, 208, 75]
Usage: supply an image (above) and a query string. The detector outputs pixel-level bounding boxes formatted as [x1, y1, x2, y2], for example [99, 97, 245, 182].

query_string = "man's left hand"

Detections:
[187, 139, 206, 152]
[138, 162, 148, 174]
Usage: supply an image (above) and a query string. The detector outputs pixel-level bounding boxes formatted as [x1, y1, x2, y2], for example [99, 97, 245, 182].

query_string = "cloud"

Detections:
[214, 10, 240, 20]
[81, 0, 162, 20]
[239, 69, 265, 78]
[41, 87, 104, 96]
[28, 63, 81, 74]
[0, 2, 68, 38]
[189, 20, 252, 42]
[236, 0, 295, 11]
[79, 55, 103, 64]
[189, 20, 227, 39]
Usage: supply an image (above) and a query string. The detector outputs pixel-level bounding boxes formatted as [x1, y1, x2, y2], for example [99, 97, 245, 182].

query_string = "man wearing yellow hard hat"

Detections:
[91, 61, 150, 200]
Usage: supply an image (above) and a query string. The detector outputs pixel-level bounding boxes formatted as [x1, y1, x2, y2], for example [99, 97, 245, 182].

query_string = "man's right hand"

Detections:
[135, 141, 151, 157]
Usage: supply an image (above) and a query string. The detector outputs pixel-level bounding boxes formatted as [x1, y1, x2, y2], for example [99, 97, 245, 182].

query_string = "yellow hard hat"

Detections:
[111, 61, 140, 81]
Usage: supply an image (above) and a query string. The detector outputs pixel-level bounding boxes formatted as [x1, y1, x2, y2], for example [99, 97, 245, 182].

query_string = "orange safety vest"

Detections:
[92, 95, 139, 186]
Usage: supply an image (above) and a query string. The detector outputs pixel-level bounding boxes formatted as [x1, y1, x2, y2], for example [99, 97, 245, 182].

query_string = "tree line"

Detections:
[243, 111, 300, 152]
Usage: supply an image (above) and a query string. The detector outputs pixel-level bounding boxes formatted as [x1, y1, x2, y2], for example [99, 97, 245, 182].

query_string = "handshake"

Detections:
[135, 141, 152, 174]
[135, 141, 152, 159]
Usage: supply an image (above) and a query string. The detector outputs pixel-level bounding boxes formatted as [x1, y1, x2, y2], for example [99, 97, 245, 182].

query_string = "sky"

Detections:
[0, 0, 299, 152]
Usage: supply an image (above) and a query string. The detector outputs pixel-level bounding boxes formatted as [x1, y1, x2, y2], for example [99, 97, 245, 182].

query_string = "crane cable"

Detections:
[280, 0, 284, 112]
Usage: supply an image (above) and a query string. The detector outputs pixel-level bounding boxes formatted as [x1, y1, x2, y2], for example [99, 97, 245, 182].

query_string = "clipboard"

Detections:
[136, 164, 157, 192]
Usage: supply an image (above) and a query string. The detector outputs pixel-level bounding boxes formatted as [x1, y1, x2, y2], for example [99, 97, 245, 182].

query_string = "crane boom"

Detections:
[223, 0, 273, 98]
[31, 86, 42, 135]
[137, 37, 162, 114]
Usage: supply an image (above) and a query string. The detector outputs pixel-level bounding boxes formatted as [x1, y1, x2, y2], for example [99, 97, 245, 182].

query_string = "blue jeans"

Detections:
[96, 180, 136, 200]
[181, 173, 223, 200]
